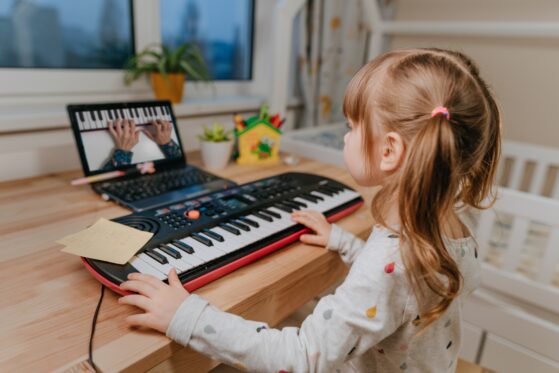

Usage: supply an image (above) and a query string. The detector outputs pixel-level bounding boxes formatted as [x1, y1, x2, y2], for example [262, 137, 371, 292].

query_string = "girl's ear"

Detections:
[379, 131, 405, 172]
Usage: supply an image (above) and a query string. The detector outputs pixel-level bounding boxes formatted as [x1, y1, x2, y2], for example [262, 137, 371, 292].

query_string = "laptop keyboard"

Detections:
[100, 168, 219, 202]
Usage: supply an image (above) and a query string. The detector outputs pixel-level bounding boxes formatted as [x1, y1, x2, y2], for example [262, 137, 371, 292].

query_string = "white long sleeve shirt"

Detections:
[166, 224, 481, 372]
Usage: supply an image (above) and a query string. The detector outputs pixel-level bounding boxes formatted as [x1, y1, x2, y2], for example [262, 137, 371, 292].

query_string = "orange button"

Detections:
[186, 210, 200, 219]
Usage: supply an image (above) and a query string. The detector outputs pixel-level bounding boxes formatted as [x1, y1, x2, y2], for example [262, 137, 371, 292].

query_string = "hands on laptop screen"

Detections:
[68, 102, 185, 175]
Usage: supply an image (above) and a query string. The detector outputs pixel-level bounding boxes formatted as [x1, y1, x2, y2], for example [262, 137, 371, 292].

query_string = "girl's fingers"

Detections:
[127, 272, 165, 289]
[300, 234, 325, 246]
[167, 268, 183, 289]
[119, 294, 153, 311]
[125, 313, 152, 328]
[291, 214, 317, 229]
[120, 279, 157, 297]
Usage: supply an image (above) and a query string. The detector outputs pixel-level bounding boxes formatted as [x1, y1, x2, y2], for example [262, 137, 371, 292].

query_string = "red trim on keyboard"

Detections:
[82, 257, 132, 295]
[81, 200, 364, 296]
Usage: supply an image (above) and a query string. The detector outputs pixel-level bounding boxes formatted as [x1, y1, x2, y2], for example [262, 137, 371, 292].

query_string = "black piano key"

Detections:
[91, 111, 97, 121]
[262, 208, 281, 218]
[96, 111, 102, 122]
[298, 194, 319, 203]
[219, 223, 240, 235]
[191, 232, 213, 246]
[316, 188, 334, 197]
[143, 107, 149, 117]
[229, 220, 250, 231]
[253, 211, 273, 222]
[160, 245, 181, 259]
[326, 185, 343, 193]
[306, 192, 324, 201]
[108, 110, 114, 120]
[289, 199, 307, 208]
[133, 108, 139, 117]
[281, 201, 301, 210]
[145, 250, 168, 264]
[202, 229, 224, 242]
[172, 240, 194, 254]
[119, 109, 125, 119]
[238, 217, 259, 228]
[78, 111, 84, 121]
[274, 203, 292, 213]
[150, 107, 156, 116]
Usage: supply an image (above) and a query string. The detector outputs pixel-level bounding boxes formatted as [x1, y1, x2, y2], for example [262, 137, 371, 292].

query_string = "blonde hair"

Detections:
[343, 49, 501, 332]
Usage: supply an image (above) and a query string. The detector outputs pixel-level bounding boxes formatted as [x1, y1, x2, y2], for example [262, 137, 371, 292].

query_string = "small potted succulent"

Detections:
[198, 123, 234, 169]
[124, 43, 211, 103]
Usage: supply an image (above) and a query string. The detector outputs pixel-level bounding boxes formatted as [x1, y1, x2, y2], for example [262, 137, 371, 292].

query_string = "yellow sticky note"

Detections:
[57, 218, 153, 265]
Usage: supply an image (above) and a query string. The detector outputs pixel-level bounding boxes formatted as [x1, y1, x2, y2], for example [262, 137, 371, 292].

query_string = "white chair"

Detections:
[461, 187, 559, 373]
[498, 139, 559, 198]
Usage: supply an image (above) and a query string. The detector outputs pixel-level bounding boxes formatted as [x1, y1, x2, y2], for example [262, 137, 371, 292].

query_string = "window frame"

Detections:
[0, 0, 268, 105]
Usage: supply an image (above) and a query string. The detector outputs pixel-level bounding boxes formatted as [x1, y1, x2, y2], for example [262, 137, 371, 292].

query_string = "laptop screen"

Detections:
[67, 101, 185, 176]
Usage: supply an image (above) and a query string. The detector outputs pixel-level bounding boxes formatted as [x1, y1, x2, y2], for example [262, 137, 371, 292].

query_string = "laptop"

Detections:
[67, 100, 236, 212]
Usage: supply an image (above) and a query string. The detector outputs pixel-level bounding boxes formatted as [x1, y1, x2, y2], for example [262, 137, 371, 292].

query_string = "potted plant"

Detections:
[124, 43, 211, 103]
[198, 123, 234, 169]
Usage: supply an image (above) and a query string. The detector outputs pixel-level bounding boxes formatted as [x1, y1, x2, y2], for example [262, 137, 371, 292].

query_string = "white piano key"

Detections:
[131, 108, 141, 123]
[83, 111, 94, 130]
[162, 106, 171, 121]
[129, 255, 166, 280]
[102, 110, 111, 128]
[153, 248, 194, 273]
[180, 237, 226, 262]
[139, 107, 148, 124]
[145, 107, 153, 121]
[167, 242, 205, 266]
[77, 112, 86, 131]
[211, 227, 249, 253]
[138, 252, 174, 276]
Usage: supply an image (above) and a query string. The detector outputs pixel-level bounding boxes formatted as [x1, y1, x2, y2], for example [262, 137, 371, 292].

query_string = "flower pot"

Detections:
[200, 140, 233, 169]
[150, 73, 185, 103]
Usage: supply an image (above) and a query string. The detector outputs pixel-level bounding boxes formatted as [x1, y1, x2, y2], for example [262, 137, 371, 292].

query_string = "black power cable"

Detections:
[88, 284, 105, 372]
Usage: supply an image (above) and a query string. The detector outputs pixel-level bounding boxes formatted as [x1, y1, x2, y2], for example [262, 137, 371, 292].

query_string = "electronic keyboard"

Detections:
[82, 172, 364, 295]
[74, 103, 172, 132]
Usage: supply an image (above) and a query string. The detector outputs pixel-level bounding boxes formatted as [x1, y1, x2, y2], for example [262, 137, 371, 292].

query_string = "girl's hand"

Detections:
[291, 210, 332, 247]
[119, 268, 189, 333]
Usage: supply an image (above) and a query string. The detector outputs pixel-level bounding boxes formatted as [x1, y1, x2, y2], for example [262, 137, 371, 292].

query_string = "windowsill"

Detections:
[0, 96, 303, 134]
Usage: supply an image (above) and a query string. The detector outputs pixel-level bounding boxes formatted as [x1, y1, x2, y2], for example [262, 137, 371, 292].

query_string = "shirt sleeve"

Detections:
[159, 140, 182, 159]
[100, 149, 133, 171]
[326, 224, 367, 267]
[166, 233, 410, 373]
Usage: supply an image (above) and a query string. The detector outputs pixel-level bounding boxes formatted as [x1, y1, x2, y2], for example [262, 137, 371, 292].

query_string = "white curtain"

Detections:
[295, 0, 370, 128]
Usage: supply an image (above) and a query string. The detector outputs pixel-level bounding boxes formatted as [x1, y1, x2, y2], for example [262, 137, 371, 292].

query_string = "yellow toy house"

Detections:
[235, 119, 282, 165]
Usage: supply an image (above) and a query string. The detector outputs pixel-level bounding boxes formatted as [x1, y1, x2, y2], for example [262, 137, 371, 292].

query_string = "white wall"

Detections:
[389, 0, 559, 149]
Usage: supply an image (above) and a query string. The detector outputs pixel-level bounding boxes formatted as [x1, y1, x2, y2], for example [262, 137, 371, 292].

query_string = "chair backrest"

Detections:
[466, 187, 559, 315]
[499, 139, 559, 199]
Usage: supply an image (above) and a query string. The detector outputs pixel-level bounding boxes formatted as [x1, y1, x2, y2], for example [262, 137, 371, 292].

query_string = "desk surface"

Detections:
[0, 152, 374, 373]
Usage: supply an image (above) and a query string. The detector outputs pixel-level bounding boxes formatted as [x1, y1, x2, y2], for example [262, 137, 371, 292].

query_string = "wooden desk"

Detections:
[0, 152, 374, 372]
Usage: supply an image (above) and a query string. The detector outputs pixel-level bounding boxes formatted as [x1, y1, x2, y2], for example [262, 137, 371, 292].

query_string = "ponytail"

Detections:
[397, 115, 463, 332]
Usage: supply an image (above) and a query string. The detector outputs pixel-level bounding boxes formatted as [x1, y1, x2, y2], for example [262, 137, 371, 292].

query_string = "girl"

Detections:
[118, 48, 501, 372]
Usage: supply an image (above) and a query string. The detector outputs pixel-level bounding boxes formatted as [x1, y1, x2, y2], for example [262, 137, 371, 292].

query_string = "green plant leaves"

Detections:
[197, 123, 233, 142]
[123, 42, 211, 85]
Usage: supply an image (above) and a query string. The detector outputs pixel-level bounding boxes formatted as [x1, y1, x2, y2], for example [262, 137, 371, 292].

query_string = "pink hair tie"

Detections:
[431, 106, 450, 120]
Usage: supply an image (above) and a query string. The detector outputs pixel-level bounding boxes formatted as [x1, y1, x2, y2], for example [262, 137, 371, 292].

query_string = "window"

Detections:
[160, 0, 254, 80]
[0, 0, 134, 69]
